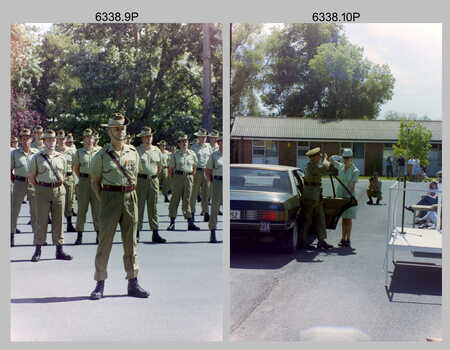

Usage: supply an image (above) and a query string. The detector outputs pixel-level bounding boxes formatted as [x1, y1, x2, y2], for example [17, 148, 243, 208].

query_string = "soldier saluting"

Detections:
[89, 113, 149, 300]
[299, 147, 334, 250]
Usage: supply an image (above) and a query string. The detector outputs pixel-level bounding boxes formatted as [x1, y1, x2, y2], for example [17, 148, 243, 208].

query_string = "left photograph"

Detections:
[10, 23, 223, 341]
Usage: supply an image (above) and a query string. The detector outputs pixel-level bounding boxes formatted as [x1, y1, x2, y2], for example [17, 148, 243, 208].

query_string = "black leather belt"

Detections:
[304, 181, 321, 187]
[79, 173, 89, 178]
[138, 174, 158, 179]
[175, 170, 193, 175]
[66, 172, 73, 176]
[102, 185, 135, 192]
[213, 176, 223, 181]
[14, 175, 27, 182]
[37, 181, 63, 188]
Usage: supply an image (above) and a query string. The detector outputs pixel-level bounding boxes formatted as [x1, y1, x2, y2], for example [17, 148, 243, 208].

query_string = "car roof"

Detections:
[231, 163, 299, 171]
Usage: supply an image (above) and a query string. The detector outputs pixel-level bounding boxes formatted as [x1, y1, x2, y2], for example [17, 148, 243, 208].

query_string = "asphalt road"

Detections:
[11, 194, 223, 341]
[230, 179, 442, 341]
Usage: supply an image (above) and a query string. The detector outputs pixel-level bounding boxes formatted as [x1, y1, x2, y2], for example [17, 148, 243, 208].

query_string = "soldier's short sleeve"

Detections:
[206, 153, 214, 170]
[168, 153, 175, 168]
[90, 151, 103, 178]
[192, 151, 198, 166]
[29, 153, 38, 176]
[73, 150, 80, 167]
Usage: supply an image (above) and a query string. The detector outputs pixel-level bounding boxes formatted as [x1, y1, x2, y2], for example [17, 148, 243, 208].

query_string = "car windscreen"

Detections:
[230, 168, 292, 193]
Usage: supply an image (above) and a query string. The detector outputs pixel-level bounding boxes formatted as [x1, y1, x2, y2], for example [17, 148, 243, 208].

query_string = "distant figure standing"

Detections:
[397, 156, 405, 179]
[367, 172, 382, 205]
[386, 156, 393, 178]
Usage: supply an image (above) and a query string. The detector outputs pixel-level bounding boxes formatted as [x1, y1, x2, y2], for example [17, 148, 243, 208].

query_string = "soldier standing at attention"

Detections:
[72, 128, 101, 245]
[167, 134, 200, 231]
[11, 128, 39, 247]
[136, 127, 166, 243]
[89, 113, 149, 300]
[31, 125, 45, 150]
[299, 147, 334, 250]
[190, 128, 212, 222]
[56, 130, 77, 233]
[157, 140, 171, 203]
[28, 129, 73, 262]
[205, 134, 222, 243]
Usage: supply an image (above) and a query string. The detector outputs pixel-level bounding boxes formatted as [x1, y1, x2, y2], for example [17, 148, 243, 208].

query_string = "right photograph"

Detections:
[230, 23, 442, 341]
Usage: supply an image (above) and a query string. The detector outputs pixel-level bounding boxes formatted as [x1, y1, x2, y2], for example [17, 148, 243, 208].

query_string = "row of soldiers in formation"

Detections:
[10, 114, 223, 299]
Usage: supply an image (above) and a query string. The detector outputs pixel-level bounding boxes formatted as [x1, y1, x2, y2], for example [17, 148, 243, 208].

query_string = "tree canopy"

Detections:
[11, 23, 222, 146]
[393, 120, 432, 167]
[231, 23, 395, 120]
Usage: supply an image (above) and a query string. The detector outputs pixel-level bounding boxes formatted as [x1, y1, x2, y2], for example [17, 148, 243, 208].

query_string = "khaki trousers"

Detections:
[190, 170, 210, 214]
[301, 199, 327, 241]
[208, 179, 222, 230]
[63, 175, 75, 217]
[34, 184, 66, 245]
[76, 177, 100, 232]
[11, 180, 38, 234]
[158, 167, 170, 196]
[168, 174, 193, 219]
[94, 190, 139, 281]
[137, 176, 159, 230]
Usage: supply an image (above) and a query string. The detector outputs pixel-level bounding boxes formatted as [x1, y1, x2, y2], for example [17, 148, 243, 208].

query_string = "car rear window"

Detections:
[230, 168, 292, 193]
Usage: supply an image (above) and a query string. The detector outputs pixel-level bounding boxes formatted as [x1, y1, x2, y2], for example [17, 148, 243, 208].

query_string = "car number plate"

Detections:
[230, 210, 240, 220]
[260, 222, 271, 232]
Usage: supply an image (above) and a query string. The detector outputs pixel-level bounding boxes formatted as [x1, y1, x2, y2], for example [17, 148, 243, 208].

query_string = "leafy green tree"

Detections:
[393, 120, 432, 167]
[384, 111, 431, 121]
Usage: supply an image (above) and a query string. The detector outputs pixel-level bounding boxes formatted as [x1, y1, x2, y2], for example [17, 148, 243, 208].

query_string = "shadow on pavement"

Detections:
[11, 294, 128, 303]
[11, 258, 56, 263]
[146, 240, 222, 245]
[385, 263, 442, 303]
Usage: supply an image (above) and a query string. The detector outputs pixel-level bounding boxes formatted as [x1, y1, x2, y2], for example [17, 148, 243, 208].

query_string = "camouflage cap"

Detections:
[41, 129, 57, 139]
[33, 125, 44, 133]
[137, 127, 153, 138]
[194, 128, 209, 137]
[177, 134, 189, 142]
[19, 128, 32, 137]
[100, 113, 129, 128]
[82, 128, 94, 137]
[305, 147, 321, 157]
[209, 129, 220, 138]
[157, 140, 167, 146]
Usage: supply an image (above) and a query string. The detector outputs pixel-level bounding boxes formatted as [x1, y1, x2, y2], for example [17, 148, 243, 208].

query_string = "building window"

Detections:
[253, 140, 265, 156]
[297, 141, 309, 157]
[265, 141, 278, 157]
[353, 143, 364, 158]
[252, 140, 279, 164]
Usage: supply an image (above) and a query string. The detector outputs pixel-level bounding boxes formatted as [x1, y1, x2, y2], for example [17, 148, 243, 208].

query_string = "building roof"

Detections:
[231, 116, 442, 143]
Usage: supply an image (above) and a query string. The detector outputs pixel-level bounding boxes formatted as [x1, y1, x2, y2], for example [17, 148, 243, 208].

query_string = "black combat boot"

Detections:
[164, 195, 170, 203]
[72, 208, 77, 216]
[31, 245, 41, 262]
[66, 216, 76, 232]
[127, 278, 150, 298]
[96, 231, 99, 244]
[376, 198, 381, 205]
[204, 212, 210, 222]
[167, 217, 176, 231]
[55, 245, 73, 260]
[187, 218, 200, 231]
[210, 229, 217, 243]
[152, 230, 166, 243]
[136, 230, 140, 243]
[74, 232, 82, 245]
[299, 240, 316, 250]
[367, 198, 374, 205]
[317, 240, 333, 250]
[90, 280, 104, 300]
[10, 233, 14, 247]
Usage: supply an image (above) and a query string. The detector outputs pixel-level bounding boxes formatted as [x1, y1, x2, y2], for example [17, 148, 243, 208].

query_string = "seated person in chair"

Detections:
[367, 172, 382, 205]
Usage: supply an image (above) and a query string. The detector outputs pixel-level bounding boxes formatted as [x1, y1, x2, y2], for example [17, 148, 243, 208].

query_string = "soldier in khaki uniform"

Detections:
[208, 129, 220, 152]
[190, 128, 212, 222]
[89, 113, 149, 300]
[206, 134, 223, 243]
[28, 129, 73, 262]
[300, 147, 334, 250]
[65, 133, 77, 151]
[31, 125, 45, 150]
[157, 140, 171, 203]
[11, 136, 19, 150]
[93, 131, 102, 150]
[11, 128, 39, 247]
[136, 127, 166, 243]
[72, 128, 101, 245]
[56, 130, 77, 233]
[167, 134, 200, 231]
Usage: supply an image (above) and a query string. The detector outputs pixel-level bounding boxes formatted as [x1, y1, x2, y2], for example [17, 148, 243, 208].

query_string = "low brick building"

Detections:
[231, 117, 442, 176]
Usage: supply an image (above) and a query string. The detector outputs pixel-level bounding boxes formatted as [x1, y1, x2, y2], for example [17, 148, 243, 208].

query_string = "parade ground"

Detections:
[231, 179, 442, 341]
[10, 197, 223, 342]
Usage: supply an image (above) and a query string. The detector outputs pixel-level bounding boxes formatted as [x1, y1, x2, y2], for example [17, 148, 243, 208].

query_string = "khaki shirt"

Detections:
[160, 150, 171, 167]
[29, 149, 67, 183]
[31, 141, 45, 151]
[137, 144, 161, 176]
[11, 147, 39, 177]
[206, 150, 223, 177]
[208, 142, 219, 152]
[169, 149, 198, 173]
[73, 147, 100, 174]
[191, 142, 212, 168]
[302, 160, 331, 201]
[91, 144, 139, 186]
[56, 146, 76, 173]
